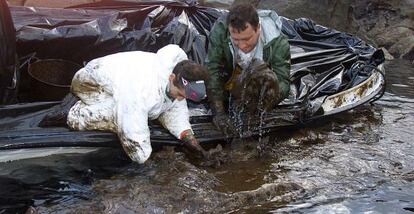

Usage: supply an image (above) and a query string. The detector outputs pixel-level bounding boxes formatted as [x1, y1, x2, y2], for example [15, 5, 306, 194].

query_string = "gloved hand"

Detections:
[241, 59, 280, 114]
[200, 144, 228, 168]
[210, 100, 237, 136]
[181, 130, 209, 159]
[181, 130, 229, 167]
[212, 111, 237, 136]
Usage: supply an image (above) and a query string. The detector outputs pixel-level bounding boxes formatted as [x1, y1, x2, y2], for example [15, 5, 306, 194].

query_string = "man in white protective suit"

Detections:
[67, 44, 209, 163]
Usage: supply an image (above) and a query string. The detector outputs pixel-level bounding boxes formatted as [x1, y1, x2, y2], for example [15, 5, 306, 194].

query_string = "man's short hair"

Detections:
[226, 4, 259, 32]
[172, 60, 208, 88]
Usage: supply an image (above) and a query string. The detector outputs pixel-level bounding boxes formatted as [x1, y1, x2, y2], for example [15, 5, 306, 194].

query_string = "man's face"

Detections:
[229, 23, 260, 53]
[168, 74, 186, 101]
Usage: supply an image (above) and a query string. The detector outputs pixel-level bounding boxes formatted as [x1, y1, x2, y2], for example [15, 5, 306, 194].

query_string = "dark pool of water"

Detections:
[0, 59, 413, 213]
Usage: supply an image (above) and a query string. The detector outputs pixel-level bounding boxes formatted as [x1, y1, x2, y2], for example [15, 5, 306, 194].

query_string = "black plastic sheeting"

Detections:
[282, 17, 383, 102]
[12, 0, 221, 65]
[0, 1, 385, 150]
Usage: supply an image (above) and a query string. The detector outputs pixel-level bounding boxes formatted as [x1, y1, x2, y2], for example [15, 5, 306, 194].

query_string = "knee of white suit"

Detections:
[118, 134, 152, 164]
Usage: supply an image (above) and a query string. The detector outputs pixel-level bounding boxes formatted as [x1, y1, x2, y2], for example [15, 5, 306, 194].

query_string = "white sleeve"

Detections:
[158, 99, 192, 139]
[115, 100, 152, 164]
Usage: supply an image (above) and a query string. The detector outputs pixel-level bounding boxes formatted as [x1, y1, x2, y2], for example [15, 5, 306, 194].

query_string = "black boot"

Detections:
[38, 93, 79, 127]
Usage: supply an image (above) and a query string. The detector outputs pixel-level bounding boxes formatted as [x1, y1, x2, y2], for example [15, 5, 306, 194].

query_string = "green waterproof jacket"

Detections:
[205, 10, 291, 103]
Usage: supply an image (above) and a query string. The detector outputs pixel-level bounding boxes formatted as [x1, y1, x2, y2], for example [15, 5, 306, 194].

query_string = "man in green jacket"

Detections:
[205, 3, 291, 134]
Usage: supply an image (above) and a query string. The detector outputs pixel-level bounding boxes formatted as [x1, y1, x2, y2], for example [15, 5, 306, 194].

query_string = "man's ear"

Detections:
[169, 73, 176, 81]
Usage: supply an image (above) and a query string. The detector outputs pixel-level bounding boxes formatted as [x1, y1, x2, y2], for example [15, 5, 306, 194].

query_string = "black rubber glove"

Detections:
[38, 93, 79, 127]
[212, 111, 237, 136]
[210, 100, 237, 136]
[240, 59, 281, 114]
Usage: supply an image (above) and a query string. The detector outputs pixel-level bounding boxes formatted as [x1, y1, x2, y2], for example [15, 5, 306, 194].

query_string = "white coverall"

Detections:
[67, 45, 192, 163]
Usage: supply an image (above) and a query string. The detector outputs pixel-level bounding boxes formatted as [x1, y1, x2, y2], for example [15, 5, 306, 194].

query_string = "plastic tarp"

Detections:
[0, 1, 385, 149]
[13, 0, 221, 65]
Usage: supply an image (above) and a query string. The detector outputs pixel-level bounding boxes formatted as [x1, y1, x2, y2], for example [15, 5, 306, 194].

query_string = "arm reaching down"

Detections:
[158, 99, 208, 159]
[158, 99, 192, 138]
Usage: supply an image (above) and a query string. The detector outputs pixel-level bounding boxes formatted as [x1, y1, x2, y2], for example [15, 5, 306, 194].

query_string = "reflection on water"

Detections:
[384, 59, 414, 99]
[0, 59, 413, 213]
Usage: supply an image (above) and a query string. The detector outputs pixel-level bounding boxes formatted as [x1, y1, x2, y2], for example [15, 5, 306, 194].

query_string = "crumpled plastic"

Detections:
[12, 1, 222, 65]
